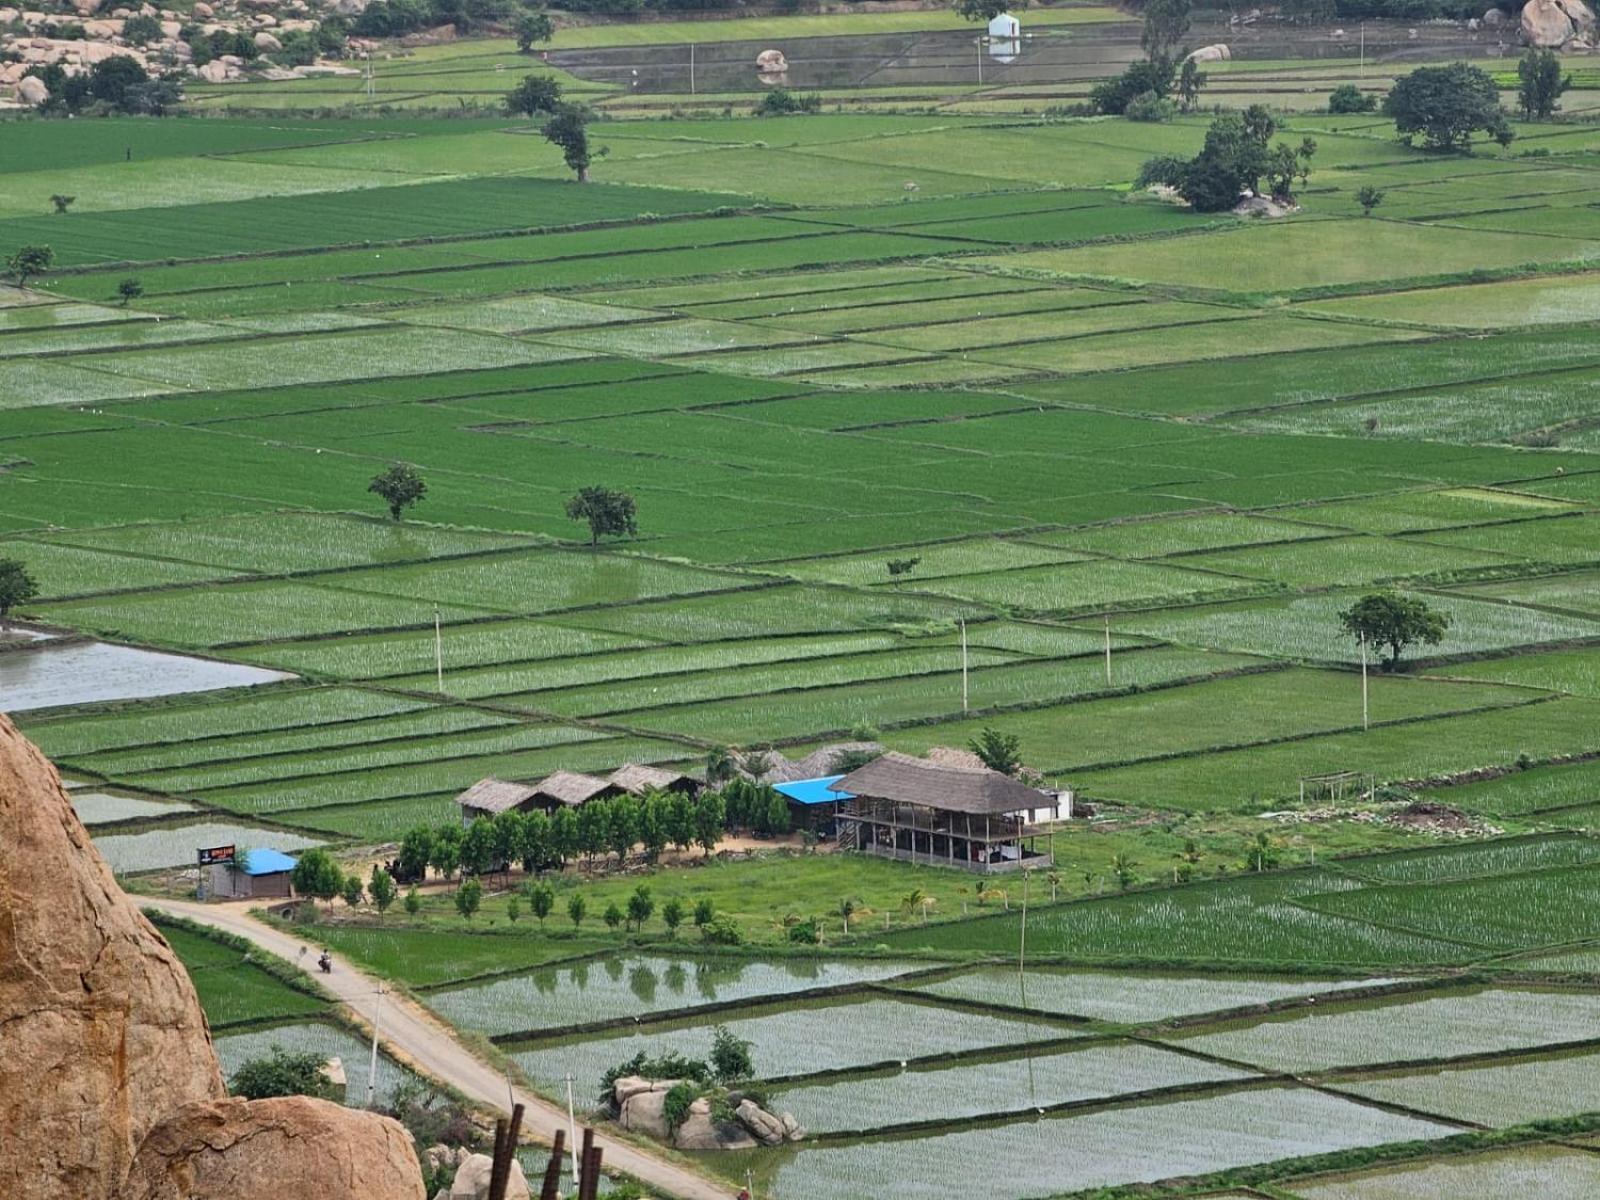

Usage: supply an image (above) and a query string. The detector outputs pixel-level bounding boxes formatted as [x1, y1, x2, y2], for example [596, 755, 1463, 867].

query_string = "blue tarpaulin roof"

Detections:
[240, 849, 298, 876]
[773, 775, 853, 805]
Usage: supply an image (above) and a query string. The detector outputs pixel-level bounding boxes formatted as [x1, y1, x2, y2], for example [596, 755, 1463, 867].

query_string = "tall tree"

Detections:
[515, 9, 554, 52]
[0, 558, 39, 625]
[368, 462, 426, 521]
[1177, 56, 1205, 112]
[1338, 591, 1451, 669]
[290, 848, 344, 907]
[542, 103, 592, 182]
[1140, 0, 1190, 60]
[1385, 62, 1511, 151]
[368, 866, 396, 917]
[6, 245, 53, 286]
[506, 74, 561, 115]
[1517, 48, 1571, 120]
[969, 727, 1023, 774]
[565, 485, 637, 547]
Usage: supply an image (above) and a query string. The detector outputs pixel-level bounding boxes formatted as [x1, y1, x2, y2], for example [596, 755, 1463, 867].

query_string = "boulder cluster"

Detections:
[0, 713, 428, 1200]
[0, 0, 357, 106]
[1520, 0, 1598, 48]
[613, 1076, 803, 1152]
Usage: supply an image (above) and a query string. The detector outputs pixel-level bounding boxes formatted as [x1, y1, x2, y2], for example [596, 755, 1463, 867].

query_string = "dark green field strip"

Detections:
[1072, 696, 1600, 812]
[17, 685, 429, 760]
[1415, 757, 1600, 819]
[160, 921, 330, 1028]
[121, 719, 602, 796]
[754, 286, 1149, 337]
[62, 703, 515, 777]
[1327, 834, 1600, 886]
[0, 177, 749, 268]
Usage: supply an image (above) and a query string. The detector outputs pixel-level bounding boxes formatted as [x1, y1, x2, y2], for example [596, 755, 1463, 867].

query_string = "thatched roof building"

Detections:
[455, 778, 541, 821]
[833, 752, 1054, 873]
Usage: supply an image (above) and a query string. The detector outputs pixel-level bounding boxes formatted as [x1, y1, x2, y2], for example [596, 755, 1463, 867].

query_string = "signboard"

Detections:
[197, 844, 236, 867]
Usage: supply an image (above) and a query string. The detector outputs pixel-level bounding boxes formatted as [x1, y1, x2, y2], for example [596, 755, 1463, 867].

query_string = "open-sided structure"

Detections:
[833, 752, 1054, 873]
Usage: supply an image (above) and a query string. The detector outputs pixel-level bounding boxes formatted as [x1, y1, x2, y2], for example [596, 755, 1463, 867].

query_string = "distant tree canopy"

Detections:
[1385, 62, 1512, 151]
[0, 558, 39, 620]
[1139, 0, 1191, 60]
[6, 245, 54, 285]
[1339, 591, 1451, 668]
[565, 485, 637, 546]
[506, 74, 562, 116]
[953, 0, 1023, 22]
[290, 848, 344, 904]
[969, 727, 1023, 775]
[1517, 48, 1571, 120]
[515, 9, 554, 51]
[1138, 106, 1279, 213]
[368, 463, 426, 521]
[1090, 57, 1175, 116]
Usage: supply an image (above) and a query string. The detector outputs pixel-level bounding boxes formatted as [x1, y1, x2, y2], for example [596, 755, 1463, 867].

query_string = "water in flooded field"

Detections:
[0, 639, 291, 713]
[550, 19, 1512, 94]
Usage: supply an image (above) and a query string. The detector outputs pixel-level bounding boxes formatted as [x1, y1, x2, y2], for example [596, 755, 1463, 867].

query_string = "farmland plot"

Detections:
[1171, 987, 1600, 1071]
[213, 1022, 416, 1108]
[1452, 570, 1600, 619]
[1437, 648, 1600, 698]
[1163, 535, 1524, 589]
[508, 996, 1069, 1099]
[1032, 513, 1331, 559]
[1421, 759, 1600, 818]
[95, 821, 327, 875]
[1289, 1145, 1600, 1200]
[426, 954, 919, 1038]
[1287, 487, 1578, 535]
[882, 871, 1471, 967]
[161, 924, 326, 1027]
[772, 1041, 1257, 1135]
[1331, 1048, 1600, 1127]
[906, 559, 1270, 614]
[70, 791, 195, 825]
[772, 538, 1087, 586]
[0, 540, 243, 598]
[1411, 515, 1600, 567]
[767, 1085, 1453, 1200]
[1333, 833, 1600, 883]
[0, 641, 292, 713]
[307, 927, 606, 988]
[903, 967, 1398, 1025]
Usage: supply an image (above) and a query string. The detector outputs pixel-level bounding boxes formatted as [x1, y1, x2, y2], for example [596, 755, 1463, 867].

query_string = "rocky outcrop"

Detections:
[674, 1098, 756, 1151]
[121, 1096, 425, 1200]
[448, 1153, 530, 1200]
[756, 48, 787, 72]
[0, 714, 427, 1200]
[1184, 43, 1231, 62]
[613, 1076, 802, 1151]
[0, 714, 225, 1200]
[735, 1099, 787, 1146]
[15, 74, 46, 104]
[1523, 0, 1596, 45]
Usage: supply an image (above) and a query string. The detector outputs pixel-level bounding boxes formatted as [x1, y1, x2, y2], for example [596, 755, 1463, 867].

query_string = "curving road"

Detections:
[142, 897, 733, 1200]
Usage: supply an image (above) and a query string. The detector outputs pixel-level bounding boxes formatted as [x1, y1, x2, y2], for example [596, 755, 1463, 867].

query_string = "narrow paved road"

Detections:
[142, 897, 732, 1200]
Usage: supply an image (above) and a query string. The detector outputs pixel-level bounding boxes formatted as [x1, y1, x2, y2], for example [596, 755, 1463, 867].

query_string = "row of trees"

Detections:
[24, 55, 180, 116]
[391, 780, 790, 887]
[1137, 107, 1317, 212]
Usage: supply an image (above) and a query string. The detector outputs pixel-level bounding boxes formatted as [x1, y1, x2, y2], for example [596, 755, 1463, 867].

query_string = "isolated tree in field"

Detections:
[1140, 0, 1190, 59]
[230, 1047, 338, 1101]
[404, 886, 422, 916]
[1384, 62, 1511, 152]
[0, 558, 39, 625]
[515, 9, 554, 52]
[49, 194, 75, 215]
[1296, 136, 1317, 187]
[568, 893, 587, 929]
[1356, 185, 1385, 216]
[969, 727, 1023, 775]
[886, 556, 921, 578]
[1517, 49, 1570, 120]
[6, 245, 53, 286]
[455, 876, 483, 921]
[1327, 82, 1376, 114]
[290, 848, 343, 907]
[506, 74, 561, 116]
[368, 462, 426, 521]
[369, 866, 396, 916]
[565, 485, 637, 547]
[1265, 142, 1300, 199]
[1338, 591, 1450, 669]
[117, 278, 144, 306]
[603, 900, 624, 931]
[340, 874, 364, 909]
[710, 1024, 754, 1083]
[542, 103, 592, 182]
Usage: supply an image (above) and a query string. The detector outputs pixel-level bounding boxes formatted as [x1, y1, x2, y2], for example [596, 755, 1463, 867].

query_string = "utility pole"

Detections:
[960, 618, 969, 712]
[434, 604, 444, 694]
[365, 984, 385, 1109]
[564, 1072, 581, 1190]
[1359, 22, 1365, 78]
[1360, 633, 1370, 731]
[689, 42, 695, 94]
[1103, 616, 1112, 685]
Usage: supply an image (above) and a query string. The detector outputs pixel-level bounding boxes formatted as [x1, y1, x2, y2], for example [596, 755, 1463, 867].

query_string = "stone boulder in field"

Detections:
[1523, 0, 1596, 45]
[448, 1152, 530, 1200]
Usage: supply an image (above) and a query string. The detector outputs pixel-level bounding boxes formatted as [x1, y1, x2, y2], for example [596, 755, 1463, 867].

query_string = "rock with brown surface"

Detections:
[0, 714, 225, 1200]
[448, 1152, 530, 1200]
[1523, 0, 1596, 44]
[121, 1096, 426, 1200]
[14, 73, 47, 103]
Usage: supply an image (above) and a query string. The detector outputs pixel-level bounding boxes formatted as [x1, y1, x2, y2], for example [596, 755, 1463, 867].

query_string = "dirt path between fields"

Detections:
[141, 897, 733, 1200]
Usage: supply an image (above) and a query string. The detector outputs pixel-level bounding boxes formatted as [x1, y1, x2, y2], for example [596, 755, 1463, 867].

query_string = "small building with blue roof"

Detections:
[773, 774, 854, 835]
[206, 847, 298, 900]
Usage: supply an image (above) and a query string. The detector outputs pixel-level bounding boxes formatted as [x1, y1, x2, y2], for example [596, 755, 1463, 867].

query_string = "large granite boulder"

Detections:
[673, 1098, 756, 1151]
[0, 714, 225, 1200]
[15, 74, 47, 103]
[449, 1152, 530, 1200]
[0, 714, 427, 1200]
[1523, 0, 1595, 45]
[121, 1096, 425, 1200]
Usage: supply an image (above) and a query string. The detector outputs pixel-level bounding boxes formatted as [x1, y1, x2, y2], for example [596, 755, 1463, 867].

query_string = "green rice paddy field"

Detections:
[11, 65, 1600, 1200]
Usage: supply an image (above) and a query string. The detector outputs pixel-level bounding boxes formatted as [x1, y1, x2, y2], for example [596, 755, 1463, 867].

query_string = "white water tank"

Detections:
[987, 11, 1021, 40]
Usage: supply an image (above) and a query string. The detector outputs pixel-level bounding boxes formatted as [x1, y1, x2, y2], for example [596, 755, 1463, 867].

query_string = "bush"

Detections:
[709, 1025, 754, 1083]
[787, 916, 821, 945]
[1089, 57, 1175, 115]
[1328, 82, 1377, 113]
[600, 1051, 710, 1106]
[662, 1080, 699, 1129]
[699, 914, 743, 945]
[229, 1047, 337, 1101]
[754, 87, 820, 116]
[1125, 90, 1177, 123]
